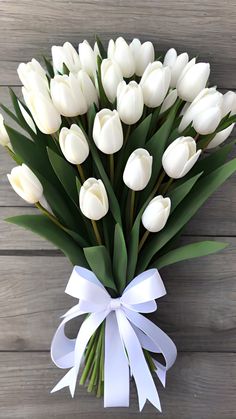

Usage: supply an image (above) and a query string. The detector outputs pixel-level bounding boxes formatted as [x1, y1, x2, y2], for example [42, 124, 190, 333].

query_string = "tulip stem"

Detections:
[77, 164, 86, 183]
[161, 177, 173, 195]
[91, 219, 102, 245]
[35, 202, 67, 232]
[152, 170, 166, 196]
[124, 125, 131, 146]
[138, 230, 150, 252]
[109, 154, 114, 184]
[130, 190, 135, 229]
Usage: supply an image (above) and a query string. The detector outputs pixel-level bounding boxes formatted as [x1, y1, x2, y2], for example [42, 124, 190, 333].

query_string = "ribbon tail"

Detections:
[116, 310, 161, 412]
[153, 360, 166, 388]
[51, 367, 77, 397]
[104, 312, 129, 407]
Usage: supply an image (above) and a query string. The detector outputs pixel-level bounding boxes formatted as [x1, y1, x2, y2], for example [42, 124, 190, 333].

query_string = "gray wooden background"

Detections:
[0, 1, 236, 418]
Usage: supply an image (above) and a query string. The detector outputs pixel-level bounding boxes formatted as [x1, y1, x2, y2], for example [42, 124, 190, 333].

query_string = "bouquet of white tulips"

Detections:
[1, 36, 236, 411]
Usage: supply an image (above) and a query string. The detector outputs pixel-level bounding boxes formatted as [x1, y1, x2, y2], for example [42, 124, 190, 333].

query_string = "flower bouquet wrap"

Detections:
[1, 36, 236, 412]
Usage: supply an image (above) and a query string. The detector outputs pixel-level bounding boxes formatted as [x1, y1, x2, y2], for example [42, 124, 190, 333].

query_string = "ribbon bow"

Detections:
[51, 266, 177, 412]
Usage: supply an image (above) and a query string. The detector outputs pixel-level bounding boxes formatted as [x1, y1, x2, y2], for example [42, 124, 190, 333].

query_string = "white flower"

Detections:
[207, 124, 235, 149]
[78, 40, 97, 78]
[52, 42, 81, 74]
[162, 136, 201, 179]
[101, 59, 123, 103]
[22, 87, 61, 134]
[59, 124, 89, 164]
[0, 114, 11, 147]
[7, 164, 43, 204]
[117, 81, 144, 125]
[129, 38, 155, 76]
[93, 109, 123, 154]
[140, 61, 171, 108]
[177, 58, 210, 102]
[50, 73, 87, 117]
[221, 91, 236, 117]
[160, 89, 178, 114]
[76, 69, 98, 107]
[163, 48, 189, 88]
[179, 87, 223, 135]
[108, 37, 135, 78]
[142, 195, 171, 233]
[18, 100, 37, 134]
[123, 148, 153, 191]
[79, 178, 109, 220]
[17, 58, 49, 94]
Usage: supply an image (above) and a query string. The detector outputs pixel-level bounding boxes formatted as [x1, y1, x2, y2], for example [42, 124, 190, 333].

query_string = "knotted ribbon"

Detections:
[51, 266, 177, 411]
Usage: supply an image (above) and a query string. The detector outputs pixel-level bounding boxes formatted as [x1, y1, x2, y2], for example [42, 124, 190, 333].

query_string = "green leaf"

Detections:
[9, 89, 36, 137]
[113, 224, 128, 293]
[0, 103, 20, 126]
[168, 172, 203, 213]
[84, 245, 116, 290]
[152, 240, 228, 270]
[95, 34, 106, 59]
[138, 158, 236, 272]
[43, 56, 54, 78]
[6, 215, 87, 267]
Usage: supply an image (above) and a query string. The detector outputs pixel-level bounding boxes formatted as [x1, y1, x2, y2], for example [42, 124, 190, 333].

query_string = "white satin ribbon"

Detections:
[50, 266, 177, 412]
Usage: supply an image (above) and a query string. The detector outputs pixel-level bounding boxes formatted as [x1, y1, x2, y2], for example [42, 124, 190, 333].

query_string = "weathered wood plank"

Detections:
[0, 352, 235, 419]
[0, 1, 236, 87]
[0, 237, 235, 351]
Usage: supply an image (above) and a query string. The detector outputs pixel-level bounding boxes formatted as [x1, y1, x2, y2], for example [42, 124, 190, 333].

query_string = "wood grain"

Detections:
[0, 352, 235, 419]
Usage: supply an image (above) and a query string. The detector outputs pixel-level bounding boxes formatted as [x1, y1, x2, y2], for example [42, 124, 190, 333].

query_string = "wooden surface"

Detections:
[0, 1, 236, 418]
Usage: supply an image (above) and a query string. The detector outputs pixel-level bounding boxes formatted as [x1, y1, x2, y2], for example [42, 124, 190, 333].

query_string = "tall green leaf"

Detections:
[6, 215, 87, 267]
[138, 158, 236, 272]
[84, 245, 116, 291]
[113, 224, 128, 293]
[168, 172, 203, 212]
[152, 240, 228, 269]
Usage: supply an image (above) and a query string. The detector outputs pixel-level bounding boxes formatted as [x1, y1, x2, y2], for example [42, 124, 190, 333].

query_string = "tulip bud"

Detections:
[7, 164, 43, 204]
[52, 42, 81, 74]
[17, 59, 49, 94]
[93, 109, 123, 154]
[108, 37, 135, 78]
[94, 41, 101, 60]
[140, 62, 171, 108]
[162, 136, 201, 179]
[0, 114, 11, 148]
[18, 100, 37, 134]
[142, 195, 171, 233]
[79, 178, 109, 220]
[163, 48, 189, 88]
[179, 87, 223, 134]
[129, 38, 155, 77]
[177, 58, 210, 102]
[160, 89, 178, 114]
[101, 59, 123, 103]
[123, 148, 153, 191]
[221, 91, 236, 117]
[22, 87, 61, 134]
[206, 123, 235, 149]
[59, 124, 89, 164]
[50, 73, 87, 117]
[78, 40, 97, 78]
[117, 81, 144, 125]
[76, 69, 98, 107]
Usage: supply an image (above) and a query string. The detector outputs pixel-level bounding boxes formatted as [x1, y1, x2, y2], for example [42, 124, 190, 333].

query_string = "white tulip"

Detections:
[7, 164, 43, 204]
[94, 41, 101, 60]
[163, 48, 189, 88]
[18, 100, 37, 134]
[117, 81, 144, 125]
[101, 59, 123, 103]
[76, 69, 98, 107]
[162, 136, 201, 179]
[179, 87, 223, 134]
[142, 195, 171, 233]
[93, 109, 123, 154]
[108, 37, 135, 78]
[52, 42, 81, 74]
[140, 61, 171, 108]
[207, 124, 235, 149]
[129, 38, 155, 77]
[123, 148, 153, 191]
[17, 58, 48, 94]
[177, 58, 210, 102]
[59, 124, 89, 164]
[22, 87, 61, 134]
[78, 40, 97, 78]
[160, 89, 178, 114]
[79, 178, 109, 220]
[0, 114, 11, 148]
[221, 91, 236, 117]
[50, 73, 87, 117]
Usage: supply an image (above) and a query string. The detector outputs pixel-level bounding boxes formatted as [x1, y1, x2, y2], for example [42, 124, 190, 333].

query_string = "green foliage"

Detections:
[84, 245, 116, 290]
